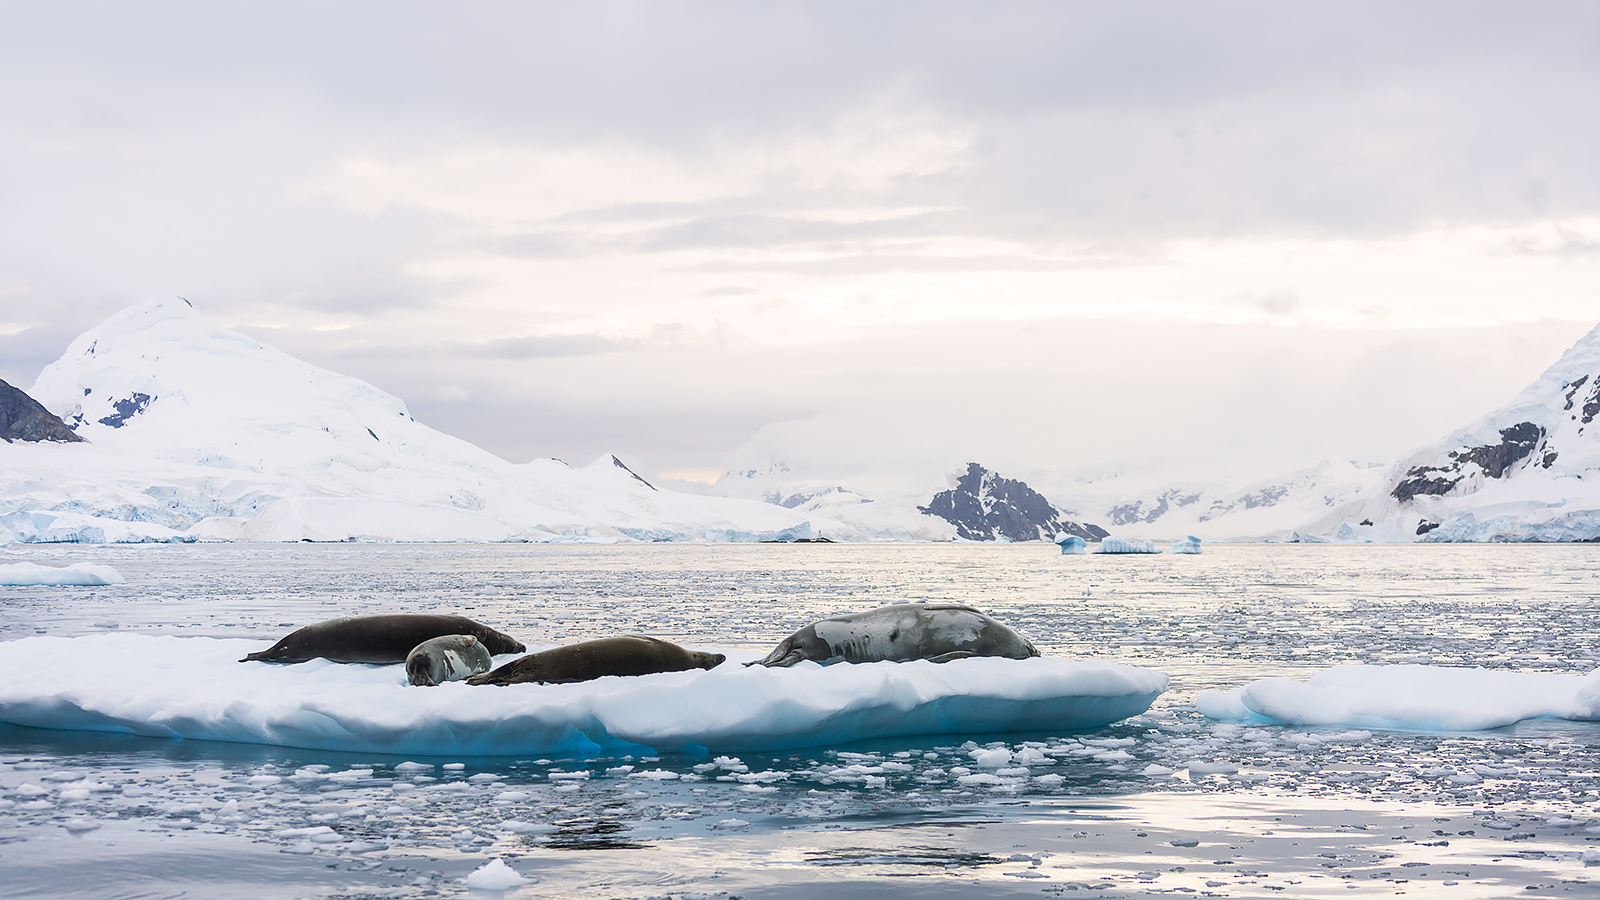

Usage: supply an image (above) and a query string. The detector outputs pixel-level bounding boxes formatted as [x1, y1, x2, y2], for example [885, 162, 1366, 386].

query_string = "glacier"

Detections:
[1197, 664, 1600, 731]
[0, 633, 1169, 755]
[1, 300, 935, 544]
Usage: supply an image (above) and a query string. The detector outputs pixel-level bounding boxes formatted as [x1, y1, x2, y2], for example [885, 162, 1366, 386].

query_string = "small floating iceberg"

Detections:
[1094, 535, 1157, 554]
[1165, 535, 1202, 554]
[0, 634, 1171, 756]
[1197, 664, 1600, 731]
[1054, 533, 1087, 555]
[0, 562, 125, 586]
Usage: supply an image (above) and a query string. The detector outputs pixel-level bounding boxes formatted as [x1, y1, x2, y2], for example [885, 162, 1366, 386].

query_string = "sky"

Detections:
[2, 2, 1598, 497]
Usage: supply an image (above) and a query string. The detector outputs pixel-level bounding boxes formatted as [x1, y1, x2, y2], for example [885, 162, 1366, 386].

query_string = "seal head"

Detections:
[406, 634, 494, 686]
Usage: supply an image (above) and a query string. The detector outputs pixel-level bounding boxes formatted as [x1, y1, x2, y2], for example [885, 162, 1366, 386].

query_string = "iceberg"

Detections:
[1094, 535, 1157, 554]
[1165, 535, 1202, 554]
[0, 562, 125, 586]
[0, 634, 1170, 756]
[1197, 664, 1600, 731]
[1054, 533, 1087, 554]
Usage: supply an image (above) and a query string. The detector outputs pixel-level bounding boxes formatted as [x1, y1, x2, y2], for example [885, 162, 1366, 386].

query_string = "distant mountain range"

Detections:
[6, 299, 1600, 543]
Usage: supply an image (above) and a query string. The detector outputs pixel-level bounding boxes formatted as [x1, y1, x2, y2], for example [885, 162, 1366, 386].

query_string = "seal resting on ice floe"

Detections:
[240, 614, 525, 664]
[465, 636, 725, 686]
[748, 603, 1039, 667]
[406, 634, 494, 686]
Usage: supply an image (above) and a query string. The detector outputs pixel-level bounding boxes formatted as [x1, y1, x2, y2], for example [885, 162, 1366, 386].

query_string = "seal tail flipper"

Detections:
[751, 649, 807, 668]
[240, 650, 271, 663]
[926, 650, 978, 663]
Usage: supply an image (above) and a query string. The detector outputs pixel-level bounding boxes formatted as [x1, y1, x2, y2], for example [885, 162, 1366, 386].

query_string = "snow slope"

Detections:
[1303, 323, 1600, 542]
[711, 462, 957, 541]
[1, 299, 867, 543]
[0, 634, 1170, 755]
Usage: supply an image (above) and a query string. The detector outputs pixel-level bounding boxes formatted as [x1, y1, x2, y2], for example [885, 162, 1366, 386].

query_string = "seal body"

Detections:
[466, 636, 725, 686]
[751, 603, 1039, 667]
[240, 614, 525, 664]
[406, 634, 493, 686]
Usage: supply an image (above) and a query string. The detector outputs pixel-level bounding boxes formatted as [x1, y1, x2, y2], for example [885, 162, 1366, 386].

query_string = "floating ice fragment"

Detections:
[0, 562, 125, 586]
[1095, 536, 1157, 554]
[970, 748, 1013, 768]
[498, 821, 558, 835]
[464, 859, 533, 890]
[1165, 535, 1202, 554]
[1141, 764, 1174, 776]
[1055, 534, 1087, 554]
[712, 818, 750, 830]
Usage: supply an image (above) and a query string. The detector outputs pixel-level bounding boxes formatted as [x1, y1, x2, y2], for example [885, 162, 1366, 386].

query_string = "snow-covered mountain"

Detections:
[1050, 459, 1394, 542]
[1302, 322, 1600, 542]
[919, 462, 1107, 542]
[710, 462, 956, 541]
[1, 299, 924, 543]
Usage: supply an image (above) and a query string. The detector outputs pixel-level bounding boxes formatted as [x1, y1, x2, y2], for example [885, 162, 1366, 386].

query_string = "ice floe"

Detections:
[0, 561, 125, 586]
[1197, 664, 1600, 730]
[0, 633, 1168, 755]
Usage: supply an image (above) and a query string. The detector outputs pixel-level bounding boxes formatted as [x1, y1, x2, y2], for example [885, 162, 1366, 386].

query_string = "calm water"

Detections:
[2, 542, 1599, 898]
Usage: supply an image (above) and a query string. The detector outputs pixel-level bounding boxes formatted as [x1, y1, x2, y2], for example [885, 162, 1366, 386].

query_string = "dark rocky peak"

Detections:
[920, 462, 1107, 542]
[610, 455, 657, 491]
[0, 379, 85, 443]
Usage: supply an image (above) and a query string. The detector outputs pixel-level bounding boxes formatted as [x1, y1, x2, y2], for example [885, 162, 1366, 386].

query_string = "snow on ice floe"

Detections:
[0, 634, 1168, 755]
[1197, 664, 1600, 731]
[1094, 535, 1157, 554]
[0, 561, 125, 586]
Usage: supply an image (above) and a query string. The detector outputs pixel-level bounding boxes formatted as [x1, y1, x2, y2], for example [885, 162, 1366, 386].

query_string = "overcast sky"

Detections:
[3, 2, 1598, 495]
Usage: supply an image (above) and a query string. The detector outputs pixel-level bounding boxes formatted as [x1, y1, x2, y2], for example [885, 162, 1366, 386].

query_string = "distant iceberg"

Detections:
[1054, 533, 1087, 554]
[1165, 535, 1202, 554]
[1197, 664, 1600, 731]
[0, 634, 1170, 756]
[0, 561, 125, 586]
[1094, 535, 1157, 554]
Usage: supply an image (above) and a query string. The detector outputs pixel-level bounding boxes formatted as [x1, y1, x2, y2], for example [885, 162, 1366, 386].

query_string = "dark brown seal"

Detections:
[466, 636, 725, 686]
[240, 614, 525, 664]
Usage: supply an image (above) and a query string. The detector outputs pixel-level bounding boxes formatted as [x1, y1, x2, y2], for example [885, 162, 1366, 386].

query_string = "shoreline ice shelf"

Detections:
[0, 634, 1169, 756]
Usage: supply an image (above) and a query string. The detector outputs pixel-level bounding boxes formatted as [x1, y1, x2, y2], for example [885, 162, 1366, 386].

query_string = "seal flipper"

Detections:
[926, 650, 977, 663]
[752, 649, 807, 668]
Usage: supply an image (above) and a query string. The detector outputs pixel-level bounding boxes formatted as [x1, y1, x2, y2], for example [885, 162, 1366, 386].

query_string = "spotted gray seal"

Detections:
[240, 614, 525, 664]
[466, 636, 725, 686]
[749, 602, 1039, 667]
[406, 634, 494, 686]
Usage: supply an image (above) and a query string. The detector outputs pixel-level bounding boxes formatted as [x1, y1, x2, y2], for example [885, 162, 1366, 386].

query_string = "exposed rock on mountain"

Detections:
[0, 379, 83, 443]
[920, 462, 1107, 542]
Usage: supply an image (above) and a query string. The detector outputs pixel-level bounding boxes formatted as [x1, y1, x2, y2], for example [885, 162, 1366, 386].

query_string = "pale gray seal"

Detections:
[466, 636, 725, 686]
[240, 614, 525, 664]
[749, 603, 1039, 667]
[406, 634, 494, 686]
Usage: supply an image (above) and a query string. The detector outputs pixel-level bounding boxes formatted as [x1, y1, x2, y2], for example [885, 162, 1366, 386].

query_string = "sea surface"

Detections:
[2, 542, 1599, 899]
